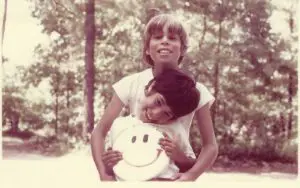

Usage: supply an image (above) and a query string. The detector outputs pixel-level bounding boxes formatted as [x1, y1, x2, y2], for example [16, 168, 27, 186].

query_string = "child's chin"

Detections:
[139, 115, 149, 123]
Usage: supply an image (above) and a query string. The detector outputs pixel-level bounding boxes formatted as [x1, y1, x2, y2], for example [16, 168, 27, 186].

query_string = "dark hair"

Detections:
[146, 69, 200, 119]
[143, 14, 188, 66]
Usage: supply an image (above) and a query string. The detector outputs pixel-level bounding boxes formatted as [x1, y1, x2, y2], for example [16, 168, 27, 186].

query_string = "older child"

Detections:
[91, 13, 218, 181]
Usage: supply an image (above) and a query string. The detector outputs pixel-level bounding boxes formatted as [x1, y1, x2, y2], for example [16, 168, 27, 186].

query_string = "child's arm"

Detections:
[159, 133, 196, 172]
[174, 155, 196, 173]
[91, 93, 124, 181]
[176, 103, 218, 181]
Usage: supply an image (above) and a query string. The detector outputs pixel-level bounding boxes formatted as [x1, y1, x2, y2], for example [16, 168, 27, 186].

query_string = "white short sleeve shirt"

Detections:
[109, 68, 215, 179]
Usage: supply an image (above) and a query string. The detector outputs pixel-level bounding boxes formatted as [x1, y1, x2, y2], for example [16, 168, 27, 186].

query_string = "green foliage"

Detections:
[2, 85, 47, 130]
[3, 0, 296, 162]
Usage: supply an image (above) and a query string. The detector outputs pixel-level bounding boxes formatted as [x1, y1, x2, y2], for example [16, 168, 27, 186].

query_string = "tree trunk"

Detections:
[287, 9, 295, 139]
[83, 0, 95, 138]
[82, 81, 88, 139]
[212, 4, 224, 126]
[279, 112, 286, 138]
[198, 13, 207, 50]
[223, 101, 226, 125]
[1, 0, 7, 63]
[66, 73, 71, 133]
[10, 113, 19, 133]
[55, 87, 59, 135]
[287, 74, 293, 138]
[54, 69, 60, 135]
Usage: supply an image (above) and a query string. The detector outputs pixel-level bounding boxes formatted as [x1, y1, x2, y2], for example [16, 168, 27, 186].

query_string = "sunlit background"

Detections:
[1, 0, 299, 187]
[1, 0, 296, 104]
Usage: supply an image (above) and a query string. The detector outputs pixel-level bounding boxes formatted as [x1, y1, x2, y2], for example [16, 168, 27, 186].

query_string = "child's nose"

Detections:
[161, 36, 169, 44]
[150, 108, 163, 119]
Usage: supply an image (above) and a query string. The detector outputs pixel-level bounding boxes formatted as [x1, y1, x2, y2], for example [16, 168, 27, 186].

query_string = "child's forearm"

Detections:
[91, 126, 109, 179]
[175, 154, 196, 172]
[186, 144, 218, 177]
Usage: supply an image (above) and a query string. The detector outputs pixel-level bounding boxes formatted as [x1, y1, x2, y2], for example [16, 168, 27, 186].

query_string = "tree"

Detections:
[284, 0, 297, 139]
[83, 0, 96, 139]
[1, 0, 8, 63]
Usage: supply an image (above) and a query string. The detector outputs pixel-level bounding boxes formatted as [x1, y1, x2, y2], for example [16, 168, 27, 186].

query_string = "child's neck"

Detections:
[152, 65, 179, 77]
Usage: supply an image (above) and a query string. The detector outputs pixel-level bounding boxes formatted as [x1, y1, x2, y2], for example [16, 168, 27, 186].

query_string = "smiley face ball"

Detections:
[111, 116, 170, 181]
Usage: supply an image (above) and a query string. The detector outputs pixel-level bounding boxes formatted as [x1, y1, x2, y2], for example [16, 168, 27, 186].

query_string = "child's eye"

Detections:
[168, 34, 178, 40]
[153, 35, 162, 39]
[164, 111, 173, 119]
[155, 99, 161, 106]
[164, 112, 170, 118]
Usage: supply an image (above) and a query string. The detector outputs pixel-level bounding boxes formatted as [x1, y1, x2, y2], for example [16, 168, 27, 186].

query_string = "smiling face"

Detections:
[139, 68, 200, 125]
[121, 130, 163, 167]
[146, 24, 182, 69]
[112, 123, 170, 181]
[139, 85, 175, 124]
[143, 14, 188, 67]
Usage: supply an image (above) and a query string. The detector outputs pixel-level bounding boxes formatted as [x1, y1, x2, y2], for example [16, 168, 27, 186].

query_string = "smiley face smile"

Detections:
[123, 149, 163, 167]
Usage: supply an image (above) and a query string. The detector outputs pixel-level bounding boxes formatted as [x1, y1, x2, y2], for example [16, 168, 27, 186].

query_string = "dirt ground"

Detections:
[1, 136, 298, 188]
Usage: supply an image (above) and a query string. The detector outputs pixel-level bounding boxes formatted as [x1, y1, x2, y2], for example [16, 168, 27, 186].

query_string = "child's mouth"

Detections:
[145, 109, 152, 121]
[157, 49, 172, 55]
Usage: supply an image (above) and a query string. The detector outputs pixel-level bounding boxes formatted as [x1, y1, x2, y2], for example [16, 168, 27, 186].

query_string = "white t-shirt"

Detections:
[107, 68, 215, 179]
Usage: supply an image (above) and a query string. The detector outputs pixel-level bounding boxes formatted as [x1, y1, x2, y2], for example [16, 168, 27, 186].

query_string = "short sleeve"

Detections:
[196, 82, 215, 110]
[112, 74, 137, 105]
[184, 146, 196, 159]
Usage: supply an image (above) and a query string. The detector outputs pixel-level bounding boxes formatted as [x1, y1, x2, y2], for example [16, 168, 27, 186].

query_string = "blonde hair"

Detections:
[142, 14, 188, 66]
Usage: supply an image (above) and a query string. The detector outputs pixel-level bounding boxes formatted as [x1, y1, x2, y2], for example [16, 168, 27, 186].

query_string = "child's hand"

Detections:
[174, 172, 198, 181]
[159, 132, 186, 163]
[102, 147, 122, 174]
[101, 173, 117, 181]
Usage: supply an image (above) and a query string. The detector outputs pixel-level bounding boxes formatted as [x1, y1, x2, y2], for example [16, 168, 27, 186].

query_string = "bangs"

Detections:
[146, 15, 186, 36]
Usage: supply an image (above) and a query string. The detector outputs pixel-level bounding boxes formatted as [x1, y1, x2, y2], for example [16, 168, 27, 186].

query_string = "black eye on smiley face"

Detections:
[143, 134, 149, 142]
[131, 136, 137, 143]
[131, 134, 149, 143]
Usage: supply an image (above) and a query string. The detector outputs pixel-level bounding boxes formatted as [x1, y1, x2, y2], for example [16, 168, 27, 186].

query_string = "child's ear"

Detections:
[144, 81, 155, 96]
[144, 88, 150, 96]
[148, 81, 155, 93]
[181, 47, 187, 56]
[146, 49, 150, 55]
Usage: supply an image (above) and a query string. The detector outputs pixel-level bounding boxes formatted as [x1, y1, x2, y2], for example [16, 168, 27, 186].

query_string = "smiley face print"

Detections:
[111, 117, 170, 181]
